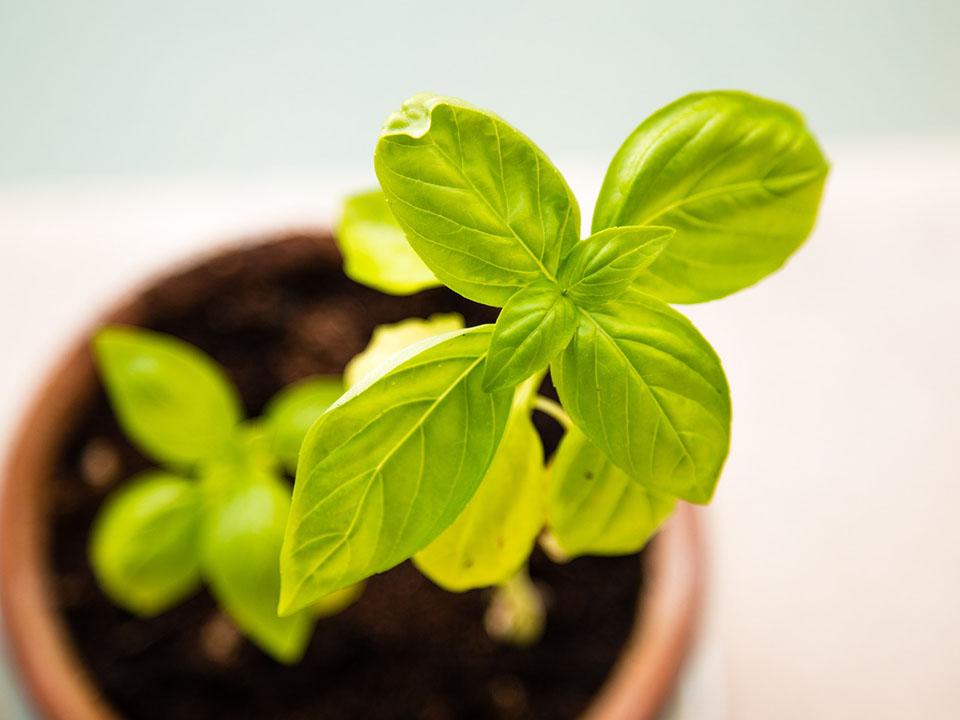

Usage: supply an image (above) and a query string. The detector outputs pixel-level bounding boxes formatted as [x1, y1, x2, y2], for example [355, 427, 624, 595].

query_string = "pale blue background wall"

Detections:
[1, 0, 958, 185]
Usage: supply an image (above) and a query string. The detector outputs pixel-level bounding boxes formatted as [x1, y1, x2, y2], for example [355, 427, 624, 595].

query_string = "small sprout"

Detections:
[90, 327, 355, 663]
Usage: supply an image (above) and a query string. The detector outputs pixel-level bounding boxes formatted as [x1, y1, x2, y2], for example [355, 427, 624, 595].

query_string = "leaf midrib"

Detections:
[633, 165, 826, 227]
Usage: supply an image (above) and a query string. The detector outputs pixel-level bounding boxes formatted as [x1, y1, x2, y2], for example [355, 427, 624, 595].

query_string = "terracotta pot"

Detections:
[0, 230, 705, 720]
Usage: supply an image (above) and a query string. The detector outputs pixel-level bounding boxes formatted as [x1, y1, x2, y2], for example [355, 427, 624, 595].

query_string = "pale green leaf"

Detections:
[593, 91, 828, 303]
[375, 94, 580, 306]
[343, 313, 464, 388]
[263, 377, 344, 473]
[414, 381, 544, 591]
[280, 325, 514, 615]
[547, 426, 676, 557]
[336, 189, 440, 295]
[482, 281, 577, 392]
[93, 326, 242, 465]
[558, 225, 673, 306]
[89, 471, 201, 616]
[201, 470, 313, 663]
[551, 290, 730, 503]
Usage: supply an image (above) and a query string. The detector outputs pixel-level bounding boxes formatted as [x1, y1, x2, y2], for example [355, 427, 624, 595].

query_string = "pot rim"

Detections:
[0, 229, 705, 720]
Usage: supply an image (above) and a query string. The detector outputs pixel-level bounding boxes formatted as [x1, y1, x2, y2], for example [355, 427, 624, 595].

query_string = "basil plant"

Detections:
[90, 328, 360, 663]
[89, 90, 827, 660]
[280, 90, 829, 632]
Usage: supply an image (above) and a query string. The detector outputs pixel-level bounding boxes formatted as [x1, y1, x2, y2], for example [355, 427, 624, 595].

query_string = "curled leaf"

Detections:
[375, 94, 580, 306]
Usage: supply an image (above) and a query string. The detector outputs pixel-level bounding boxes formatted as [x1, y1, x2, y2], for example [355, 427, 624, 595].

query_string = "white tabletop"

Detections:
[1, 140, 958, 719]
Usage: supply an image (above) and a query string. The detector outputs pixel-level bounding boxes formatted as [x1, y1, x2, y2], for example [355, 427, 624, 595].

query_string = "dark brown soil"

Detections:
[49, 232, 645, 720]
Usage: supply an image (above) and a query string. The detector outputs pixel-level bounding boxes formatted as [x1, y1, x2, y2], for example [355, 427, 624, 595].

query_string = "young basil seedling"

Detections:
[90, 327, 356, 663]
[280, 89, 828, 626]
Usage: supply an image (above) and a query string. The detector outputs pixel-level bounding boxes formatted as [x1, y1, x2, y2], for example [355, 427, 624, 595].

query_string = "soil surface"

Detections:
[49, 232, 645, 720]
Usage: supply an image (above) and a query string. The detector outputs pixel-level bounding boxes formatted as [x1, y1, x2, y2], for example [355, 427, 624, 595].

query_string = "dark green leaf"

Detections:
[93, 326, 241, 465]
[89, 471, 201, 616]
[551, 290, 730, 503]
[280, 325, 514, 615]
[593, 91, 828, 302]
[375, 94, 580, 306]
[482, 281, 577, 391]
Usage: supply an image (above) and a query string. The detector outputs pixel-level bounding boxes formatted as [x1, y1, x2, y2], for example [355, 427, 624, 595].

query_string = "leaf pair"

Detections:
[482, 225, 674, 391]
[91, 327, 349, 663]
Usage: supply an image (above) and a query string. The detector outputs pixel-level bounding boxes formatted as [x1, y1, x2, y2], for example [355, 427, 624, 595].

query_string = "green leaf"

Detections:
[201, 470, 313, 663]
[344, 313, 464, 388]
[414, 381, 544, 591]
[89, 471, 201, 616]
[263, 377, 344, 473]
[558, 225, 674, 306]
[551, 290, 730, 503]
[375, 94, 580, 306]
[280, 325, 514, 615]
[547, 426, 675, 557]
[593, 91, 828, 303]
[482, 281, 577, 391]
[93, 326, 242, 465]
[335, 189, 440, 295]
